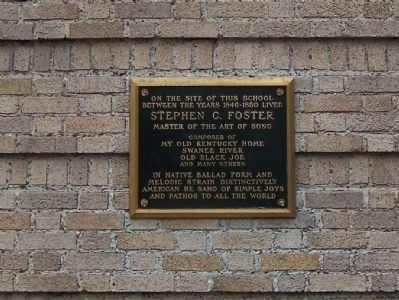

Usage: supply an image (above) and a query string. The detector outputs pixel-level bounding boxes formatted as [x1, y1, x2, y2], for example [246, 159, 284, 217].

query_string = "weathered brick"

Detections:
[371, 274, 397, 292]
[153, 42, 173, 71]
[0, 213, 30, 230]
[174, 3, 201, 19]
[323, 253, 351, 271]
[66, 117, 125, 134]
[91, 41, 110, 70]
[80, 232, 111, 250]
[0, 78, 31, 95]
[17, 274, 78, 292]
[35, 22, 67, 39]
[69, 22, 125, 39]
[114, 274, 175, 292]
[66, 76, 125, 94]
[364, 0, 393, 18]
[0, 136, 16, 153]
[19, 191, 77, 209]
[65, 252, 124, 271]
[0, 24, 33, 40]
[157, 21, 218, 38]
[193, 42, 213, 70]
[317, 76, 344, 92]
[224, 252, 255, 271]
[298, 0, 360, 17]
[304, 134, 364, 152]
[80, 192, 108, 210]
[31, 251, 61, 271]
[70, 157, 88, 186]
[307, 231, 367, 249]
[213, 275, 272, 292]
[131, 42, 151, 69]
[18, 232, 76, 250]
[206, 2, 265, 18]
[110, 156, 128, 188]
[130, 252, 158, 270]
[346, 20, 399, 37]
[66, 212, 124, 230]
[10, 158, 28, 184]
[351, 210, 397, 229]
[0, 273, 13, 291]
[18, 137, 56, 153]
[252, 21, 311, 38]
[162, 253, 222, 271]
[176, 273, 210, 292]
[82, 3, 110, 19]
[369, 231, 399, 249]
[34, 212, 60, 230]
[355, 253, 399, 271]
[369, 190, 396, 208]
[257, 212, 316, 229]
[0, 191, 16, 209]
[364, 95, 392, 112]
[173, 43, 192, 70]
[372, 157, 399, 185]
[260, 253, 320, 271]
[80, 274, 110, 292]
[0, 232, 15, 250]
[117, 233, 175, 250]
[0, 251, 28, 270]
[322, 211, 351, 229]
[367, 134, 396, 152]
[269, 0, 295, 18]
[303, 95, 363, 112]
[22, 97, 78, 114]
[111, 41, 130, 69]
[214, 40, 234, 71]
[212, 232, 272, 250]
[162, 219, 219, 230]
[115, 3, 171, 19]
[306, 191, 364, 208]
[276, 274, 306, 292]
[349, 42, 367, 70]
[0, 3, 18, 21]
[33, 77, 64, 94]
[179, 232, 207, 251]
[22, 4, 79, 20]
[275, 230, 303, 249]
[88, 158, 109, 186]
[309, 274, 366, 292]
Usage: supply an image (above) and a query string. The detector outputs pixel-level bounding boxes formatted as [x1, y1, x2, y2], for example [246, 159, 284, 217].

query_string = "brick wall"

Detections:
[0, 0, 398, 295]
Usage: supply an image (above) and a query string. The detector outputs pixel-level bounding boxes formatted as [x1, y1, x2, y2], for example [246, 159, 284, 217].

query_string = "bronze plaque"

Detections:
[129, 77, 295, 218]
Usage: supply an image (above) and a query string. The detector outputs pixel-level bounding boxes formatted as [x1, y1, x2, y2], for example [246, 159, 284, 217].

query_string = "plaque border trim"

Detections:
[129, 77, 295, 218]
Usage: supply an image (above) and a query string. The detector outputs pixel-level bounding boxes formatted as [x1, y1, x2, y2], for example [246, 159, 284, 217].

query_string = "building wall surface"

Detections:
[0, 0, 398, 297]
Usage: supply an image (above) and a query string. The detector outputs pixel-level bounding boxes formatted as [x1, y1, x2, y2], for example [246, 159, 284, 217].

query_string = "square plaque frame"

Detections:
[129, 77, 295, 218]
